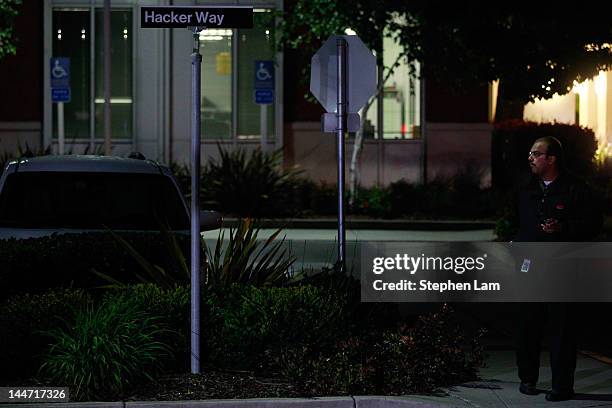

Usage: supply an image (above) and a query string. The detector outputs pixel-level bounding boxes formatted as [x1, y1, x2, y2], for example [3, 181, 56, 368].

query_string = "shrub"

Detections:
[201, 146, 304, 217]
[492, 120, 598, 191]
[39, 292, 172, 400]
[0, 288, 91, 381]
[204, 218, 295, 288]
[102, 284, 191, 372]
[202, 284, 352, 372]
[282, 304, 484, 395]
[0, 232, 190, 298]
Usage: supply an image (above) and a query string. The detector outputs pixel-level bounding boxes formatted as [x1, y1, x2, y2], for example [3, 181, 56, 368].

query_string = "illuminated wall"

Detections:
[524, 70, 611, 149]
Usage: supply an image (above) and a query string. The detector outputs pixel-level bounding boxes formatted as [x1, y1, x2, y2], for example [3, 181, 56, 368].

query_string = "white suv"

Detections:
[0, 155, 220, 239]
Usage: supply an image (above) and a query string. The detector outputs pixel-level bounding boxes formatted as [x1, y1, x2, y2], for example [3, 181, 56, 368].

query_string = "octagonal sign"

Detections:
[310, 34, 377, 114]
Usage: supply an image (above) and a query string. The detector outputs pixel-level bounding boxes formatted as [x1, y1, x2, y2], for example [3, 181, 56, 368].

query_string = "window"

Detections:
[0, 172, 188, 230]
[364, 36, 421, 139]
[200, 28, 233, 140]
[199, 9, 276, 141]
[237, 11, 275, 139]
[52, 9, 90, 140]
[94, 10, 133, 140]
[52, 8, 133, 141]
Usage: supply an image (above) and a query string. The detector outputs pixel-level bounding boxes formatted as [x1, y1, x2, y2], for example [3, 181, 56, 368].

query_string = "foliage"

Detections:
[352, 186, 391, 218]
[96, 222, 190, 289]
[0, 232, 189, 299]
[353, 169, 497, 219]
[101, 284, 190, 372]
[3, 282, 484, 397]
[281, 304, 484, 395]
[204, 218, 295, 288]
[279, 2, 612, 120]
[202, 284, 352, 372]
[492, 120, 598, 191]
[0, 288, 91, 381]
[39, 292, 172, 401]
[201, 146, 304, 217]
[0, 0, 21, 60]
[394, 5, 612, 105]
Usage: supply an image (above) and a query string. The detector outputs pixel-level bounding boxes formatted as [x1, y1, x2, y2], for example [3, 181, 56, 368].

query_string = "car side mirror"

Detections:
[200, 210, 222, 231]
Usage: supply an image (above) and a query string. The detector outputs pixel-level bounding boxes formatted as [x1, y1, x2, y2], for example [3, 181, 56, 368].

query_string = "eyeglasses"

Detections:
[528, 151, 547, 158]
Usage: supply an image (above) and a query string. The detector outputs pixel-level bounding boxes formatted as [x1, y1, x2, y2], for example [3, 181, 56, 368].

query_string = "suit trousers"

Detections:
[515, 302, 577, 392]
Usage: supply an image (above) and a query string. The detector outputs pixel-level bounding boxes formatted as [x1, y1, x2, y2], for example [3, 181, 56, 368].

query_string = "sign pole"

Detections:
[336, 38, 347, 273]
[57, 102, 65, 155]
[190, 26, 203, 375]
[260, 104, 267, 152]
[140, 5, 253, 375]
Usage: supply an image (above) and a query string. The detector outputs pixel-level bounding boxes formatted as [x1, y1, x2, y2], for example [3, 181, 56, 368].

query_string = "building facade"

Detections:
[1, 0, 493, 187]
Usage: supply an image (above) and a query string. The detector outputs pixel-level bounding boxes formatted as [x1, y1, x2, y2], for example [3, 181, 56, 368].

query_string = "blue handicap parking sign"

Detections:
[50, 58, 70, 88]
[254, 60, 274, 91]
[51, 57, 70, 103]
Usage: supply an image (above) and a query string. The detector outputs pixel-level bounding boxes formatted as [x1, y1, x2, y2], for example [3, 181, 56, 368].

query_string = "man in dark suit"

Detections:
[514, 136, 602, 402]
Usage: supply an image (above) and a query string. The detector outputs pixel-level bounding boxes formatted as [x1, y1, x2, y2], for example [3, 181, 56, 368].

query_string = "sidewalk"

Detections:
[7, 351, 611, 407]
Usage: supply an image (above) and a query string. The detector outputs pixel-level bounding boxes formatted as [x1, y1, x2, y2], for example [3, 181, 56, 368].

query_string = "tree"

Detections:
[390, 3, 612, 120]
[278, 0, 406, 204]
[0, 0, 22, 60]
[278, 2, 612, 193]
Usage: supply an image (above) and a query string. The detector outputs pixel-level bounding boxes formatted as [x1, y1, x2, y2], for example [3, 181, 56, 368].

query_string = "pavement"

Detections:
[202, 224, 496, 273]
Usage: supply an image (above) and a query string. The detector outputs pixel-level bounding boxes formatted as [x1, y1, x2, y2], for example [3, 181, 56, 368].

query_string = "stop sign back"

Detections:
[310, 35, 377, 114]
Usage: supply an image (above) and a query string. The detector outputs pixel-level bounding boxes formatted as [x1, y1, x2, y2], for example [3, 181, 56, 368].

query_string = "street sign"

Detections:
[50, 57, 70, 89]
[254, 60, 274, 90]
[255, 89, 274, 105]
[140, 6, 253, 28]
[310, 35, 376, 114]
[254, 61, 274, 105]
[51, 88, 71, 103]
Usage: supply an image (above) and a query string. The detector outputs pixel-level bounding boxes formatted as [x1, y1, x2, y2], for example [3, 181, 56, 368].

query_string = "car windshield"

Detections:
[0, 172, 189, 230]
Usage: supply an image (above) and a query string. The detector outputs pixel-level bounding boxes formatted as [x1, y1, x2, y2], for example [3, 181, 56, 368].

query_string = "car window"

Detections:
[0, 172, 189, 230]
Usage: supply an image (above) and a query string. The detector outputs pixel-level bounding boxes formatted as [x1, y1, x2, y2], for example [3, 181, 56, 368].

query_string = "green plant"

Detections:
[95, 222, 190, 289]
[202, 284, 352, 372]
[353, 186, 391, 218]
[281, 304, 484, 396]
[0, 288, 91, 381]
[40, 293, 172, 400]
[103, 284, 191, 372]
[0, 0, 22, 60]
[0, 232, 191, 298]
[204, 218, 295, 288]
[201, 146, 303, 217]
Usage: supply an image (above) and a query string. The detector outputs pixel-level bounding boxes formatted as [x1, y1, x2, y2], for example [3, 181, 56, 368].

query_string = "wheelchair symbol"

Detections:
[256, 62, 272, 81]
[52, 60, 68, 79]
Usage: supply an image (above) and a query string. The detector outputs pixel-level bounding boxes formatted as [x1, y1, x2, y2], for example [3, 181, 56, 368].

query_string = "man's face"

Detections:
[528, 141, 554, 175]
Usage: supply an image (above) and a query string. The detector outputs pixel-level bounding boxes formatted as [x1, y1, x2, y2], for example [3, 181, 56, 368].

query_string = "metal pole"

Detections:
[336, 38, 347, 273]
[260, 104, 267, 152]
[376, 50, 383, 186]
[58, 102, 65, 155]
[190, 27, 202, 375]
[103, 0, 112, 155]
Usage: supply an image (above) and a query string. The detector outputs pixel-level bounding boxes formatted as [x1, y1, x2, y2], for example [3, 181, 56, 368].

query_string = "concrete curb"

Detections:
[223, 218, 496, 231]
[2, 396, 453, 408]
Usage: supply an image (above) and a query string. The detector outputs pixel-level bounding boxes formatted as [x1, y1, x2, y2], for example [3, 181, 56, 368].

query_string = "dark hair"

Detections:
[535, 136, 564, 168]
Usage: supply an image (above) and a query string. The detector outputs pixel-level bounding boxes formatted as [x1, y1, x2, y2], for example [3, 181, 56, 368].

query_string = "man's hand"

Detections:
[541, 218, 562, 233]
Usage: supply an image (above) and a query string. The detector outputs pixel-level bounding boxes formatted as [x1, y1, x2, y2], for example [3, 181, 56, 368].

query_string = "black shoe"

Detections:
[545, 390, 574, 402]
[519, 382, 538, 395]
